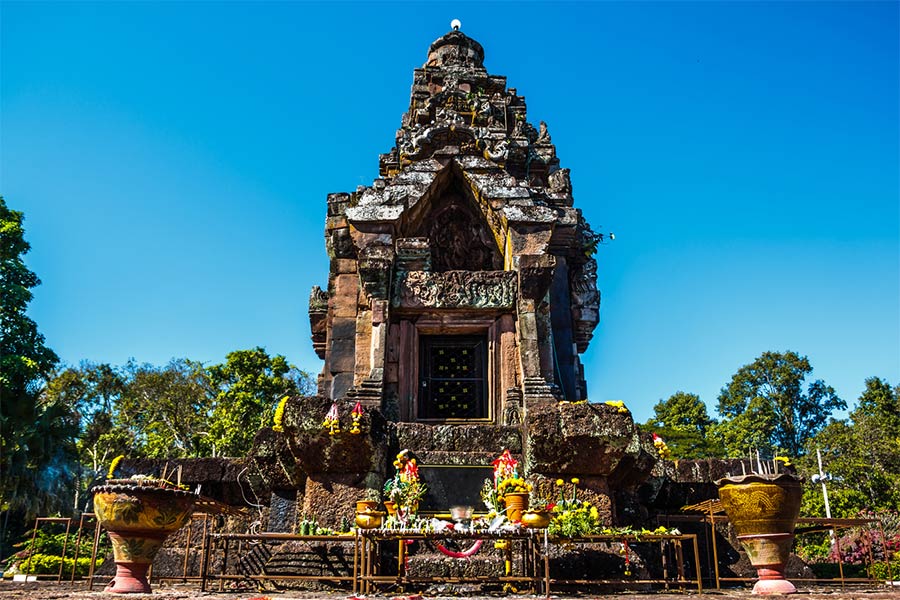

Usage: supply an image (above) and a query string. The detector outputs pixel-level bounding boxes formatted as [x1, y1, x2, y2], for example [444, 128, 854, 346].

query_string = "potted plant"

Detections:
[716, 471, 803, 595]
[490, 449, 532, 522]
[497, 476, 533, 522]
[92, 473, 197, 593]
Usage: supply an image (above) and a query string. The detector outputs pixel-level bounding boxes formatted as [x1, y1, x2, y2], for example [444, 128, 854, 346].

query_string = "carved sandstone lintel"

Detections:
[392, 270, 517, 309]
[358, 245, 395, 300]
[308, 286, 329, 359]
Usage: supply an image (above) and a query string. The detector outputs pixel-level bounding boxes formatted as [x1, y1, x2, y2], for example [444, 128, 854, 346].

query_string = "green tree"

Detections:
[0, 197, 73, 518]
[45, 362, 129, 475]
[115, 359, 213, 458]
[643, 391, 723, 457]
[206, 347, 313, 457]
[800, 377, 900, 516]
[716, 351, 844, 458]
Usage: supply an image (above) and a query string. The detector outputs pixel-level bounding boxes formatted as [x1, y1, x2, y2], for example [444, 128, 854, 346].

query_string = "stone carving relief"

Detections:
[308, 286, 329, 359]
[570, 259, 599, 304]
[358, 245, 395, 300]
[404, 125, 483, 160]
[504, 388, 523, 426]
[548, 168, 572, 194]
[427, 201, 502, 272]
[485, 139, 509, 162]
[393, 270, 517, 309]
[570, 258, 600, 353]
[327, 227, 355, 259]
[536, 121, 551, 145]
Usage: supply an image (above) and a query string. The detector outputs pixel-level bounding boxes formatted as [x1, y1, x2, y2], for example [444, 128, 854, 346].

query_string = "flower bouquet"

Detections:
[383, 450, 426, 525]
[485, 450, 533, 522]
[548, 478, 601, 538]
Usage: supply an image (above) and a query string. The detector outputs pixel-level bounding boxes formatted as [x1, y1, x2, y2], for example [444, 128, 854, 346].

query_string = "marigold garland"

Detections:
[273, 396, 288, 432]
[652, 433, 671, 459]
[350, 401, 364, 435]
[604, 400, 629, 414]
[107, 454, 125, 479]
[322, 402, 341, 435]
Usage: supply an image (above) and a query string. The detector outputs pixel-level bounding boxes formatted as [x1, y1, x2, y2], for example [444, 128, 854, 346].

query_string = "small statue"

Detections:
[549, 168, 572, 194]
[536, 120, 552, 144]
[503, 388, 523, 426]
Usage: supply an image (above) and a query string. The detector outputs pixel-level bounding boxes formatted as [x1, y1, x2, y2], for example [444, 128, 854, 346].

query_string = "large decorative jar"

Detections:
[93, 479, 197, 593]
[716, 473, 803, 595]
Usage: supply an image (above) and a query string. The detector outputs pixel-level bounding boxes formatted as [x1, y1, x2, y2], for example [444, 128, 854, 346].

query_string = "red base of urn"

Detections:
[752, 567, 797, 595]
[104, 562, 151, 594]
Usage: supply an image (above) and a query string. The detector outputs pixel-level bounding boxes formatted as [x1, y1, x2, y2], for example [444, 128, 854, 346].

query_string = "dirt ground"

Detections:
[0, 581, 898, 600]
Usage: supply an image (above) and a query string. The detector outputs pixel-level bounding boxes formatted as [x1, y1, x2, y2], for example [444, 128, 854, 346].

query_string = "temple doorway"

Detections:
[418, 335, 487, 421]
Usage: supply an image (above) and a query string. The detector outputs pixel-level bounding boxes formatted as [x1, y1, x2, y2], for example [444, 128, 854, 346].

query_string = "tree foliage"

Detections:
[206, 347, 314, 457]
[0, 197, 72, 517]
[43, 350, 315, 476]
[643, 392, 723, 458]
[716, 351, 845, 457]
[0, 197, 58, 391]
[117, 359, 213, 458]
[799, 377, 900, 517]
[45, 362, 128, 475]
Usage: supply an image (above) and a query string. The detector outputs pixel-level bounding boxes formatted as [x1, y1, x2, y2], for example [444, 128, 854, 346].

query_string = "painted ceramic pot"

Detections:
[356, 500, 379, 513]
[384, 500, 397, 517]
[716, 473, 803, 595]
[521, 509, 552, 529]
[93, 482, 197, 594]
[503, 492, 530, 522]
[355, 511, 385, 529]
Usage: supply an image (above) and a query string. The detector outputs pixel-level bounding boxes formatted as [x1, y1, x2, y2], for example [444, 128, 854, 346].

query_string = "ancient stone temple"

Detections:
[293, 26, 655, 521]
[310, 28, 598, 421]
[112, 28, 779, 586]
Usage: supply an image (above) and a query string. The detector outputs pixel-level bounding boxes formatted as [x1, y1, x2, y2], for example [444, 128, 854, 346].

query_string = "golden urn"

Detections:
[716, 473, 803, 595]
[93, 481, 197, 593]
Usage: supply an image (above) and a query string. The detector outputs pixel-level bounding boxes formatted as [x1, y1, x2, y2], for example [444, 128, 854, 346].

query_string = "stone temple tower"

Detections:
[310, 28, 600, 418]
[288, 27, 654, 520]
[120, 29, 692, 533]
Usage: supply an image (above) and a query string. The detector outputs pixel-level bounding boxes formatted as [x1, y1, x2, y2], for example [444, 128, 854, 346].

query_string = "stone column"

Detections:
[515, 254, 557, 402]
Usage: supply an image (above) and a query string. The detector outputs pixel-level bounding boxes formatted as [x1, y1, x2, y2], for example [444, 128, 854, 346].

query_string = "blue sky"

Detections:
[2, 1, 897, 423]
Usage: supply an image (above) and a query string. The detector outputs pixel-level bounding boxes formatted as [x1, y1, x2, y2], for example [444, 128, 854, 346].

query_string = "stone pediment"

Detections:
[392, 270, 516, 309]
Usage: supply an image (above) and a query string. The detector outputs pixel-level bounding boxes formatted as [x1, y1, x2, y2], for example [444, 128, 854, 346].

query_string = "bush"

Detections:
[18, 554, 100, 577]
[795, 531, 832, 563]
[2, 525, 109, 579]
[832, 509, 900, 565]
[869, 558, 900, 581]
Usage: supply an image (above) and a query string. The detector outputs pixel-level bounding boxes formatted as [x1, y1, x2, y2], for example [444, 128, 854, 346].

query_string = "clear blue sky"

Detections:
[2, 1, 897, 423]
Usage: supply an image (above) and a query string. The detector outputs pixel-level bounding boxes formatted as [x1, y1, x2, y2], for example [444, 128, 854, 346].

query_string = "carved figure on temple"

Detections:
[486, 139, 509, 162]
[536, 120, 551, 144]
[549, 168, 572, 194]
